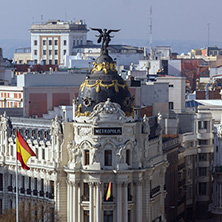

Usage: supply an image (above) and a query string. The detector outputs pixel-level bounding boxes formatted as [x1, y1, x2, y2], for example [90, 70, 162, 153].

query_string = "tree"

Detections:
[0, 200, 61, 222]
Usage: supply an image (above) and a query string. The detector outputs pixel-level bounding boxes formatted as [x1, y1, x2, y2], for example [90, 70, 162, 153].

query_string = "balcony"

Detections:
[103, 195, 114, 202]
[8, 186, 13, 192]
[27, 188, 31, 195]
[33, 189, 38, 196]
[81, 195, 89, 201]
[39, 190, 44, 197]
[128, 194, 133, 202]
[48, 193, 54, 199]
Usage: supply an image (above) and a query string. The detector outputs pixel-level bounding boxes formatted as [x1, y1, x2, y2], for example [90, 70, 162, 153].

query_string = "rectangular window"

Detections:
[64, 40, 67, 46]
[43, 50, 46, 55]
[128, 183, 132, 201]
[49, 50, 52, 55]
[34, 59, 38, 64]
[104, 211, 113, 222]
[40, 179, 44, 197]
[21, 176, 25, 194]
[199, 182, 207, 195]
[198, 140, 208, 145]
[49, 60, 52, 65]
[35, 148, 38, 159]
[198, 121, 208, 130]
[34, 50, 37, 55]
[50, 180, 54, 199]
[28, 177, 31, 189]
[43, 40, 46, 45]
[83, 183, 89, 201]
[63, 50, 67, 55]
[0, 199, 2, 214]
[0, 174, 3, 191]
[34, 40, 37, 46]
[169, 102, 174, 110]
[84, 150, 89, 165]
[169, 84, 174, 88]
[104, 183, 113, 202]
[55, 50, 58, 55]
[54, 40, 58, 45]
[199, 167, 207, 176]
[73, 40, 75, 46]
[42, 149, 45, 160]
[105, 150, 112, 166]
[84, 210, 89, 222]
[199, 153, 207, 161]
[55, 60, 58, 65]
[34, 178, 37, 196]
[49, 40, 52, 45]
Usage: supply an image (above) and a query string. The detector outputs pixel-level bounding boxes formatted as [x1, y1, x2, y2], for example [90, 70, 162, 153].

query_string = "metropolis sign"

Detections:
[94, 127, 122, 135]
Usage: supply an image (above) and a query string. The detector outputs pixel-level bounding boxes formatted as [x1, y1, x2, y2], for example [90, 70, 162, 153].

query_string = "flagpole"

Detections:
[16, 134, 19, 222]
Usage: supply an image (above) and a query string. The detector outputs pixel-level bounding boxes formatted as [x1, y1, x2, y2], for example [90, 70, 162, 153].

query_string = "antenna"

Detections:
[148, 6, 153, 59]
[41, 15, 43, 24]
[207, 23, 210, 47]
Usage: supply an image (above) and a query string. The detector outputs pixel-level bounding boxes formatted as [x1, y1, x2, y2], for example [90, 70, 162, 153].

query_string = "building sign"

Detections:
[94, 127, 122, 135]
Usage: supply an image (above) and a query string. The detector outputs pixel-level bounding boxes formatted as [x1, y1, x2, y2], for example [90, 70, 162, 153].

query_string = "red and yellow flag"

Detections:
[106, 181, 112, 200]
[17, 131, 36, 170]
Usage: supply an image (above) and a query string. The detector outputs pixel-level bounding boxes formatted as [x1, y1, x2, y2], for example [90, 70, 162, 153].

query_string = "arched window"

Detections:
[84, 150, 90, 165]
[104, 150, 112, 166]
[126, 149, 130, 165]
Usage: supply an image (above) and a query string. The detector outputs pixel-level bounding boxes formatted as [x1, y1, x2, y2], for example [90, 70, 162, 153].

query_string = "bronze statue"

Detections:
[90, 28, 120, 53]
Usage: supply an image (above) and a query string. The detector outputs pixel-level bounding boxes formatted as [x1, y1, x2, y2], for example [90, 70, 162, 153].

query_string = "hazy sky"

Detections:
[1, 0, 222, 45]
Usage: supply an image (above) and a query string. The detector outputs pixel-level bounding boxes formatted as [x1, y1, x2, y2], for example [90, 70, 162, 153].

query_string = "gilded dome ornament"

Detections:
[75, 28, 134, 118]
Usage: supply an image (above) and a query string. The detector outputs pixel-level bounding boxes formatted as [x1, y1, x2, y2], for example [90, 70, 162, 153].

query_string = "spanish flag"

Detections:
[17, 131, 36, 170]
[106, 181, 111, 201]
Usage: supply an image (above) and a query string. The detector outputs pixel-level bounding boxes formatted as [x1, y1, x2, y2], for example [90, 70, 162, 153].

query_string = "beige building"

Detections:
[14, 48, 31, 64]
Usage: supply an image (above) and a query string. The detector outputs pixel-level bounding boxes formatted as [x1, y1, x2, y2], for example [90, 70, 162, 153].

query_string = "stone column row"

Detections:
[67, 181, 79, 222]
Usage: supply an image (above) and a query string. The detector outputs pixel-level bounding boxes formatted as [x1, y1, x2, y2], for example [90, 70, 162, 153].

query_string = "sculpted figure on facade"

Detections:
[50, 115, 62, 136]
[217, 125, 222, 138]
[1, 112, 9, 132]
[132, 143, 140, 164]
[157, 112, 162, 124]
[91, 147, 101, 164]
[73, 145, 82, 164]
[142, 114, 150, 135]
[116, 144, 126, 163]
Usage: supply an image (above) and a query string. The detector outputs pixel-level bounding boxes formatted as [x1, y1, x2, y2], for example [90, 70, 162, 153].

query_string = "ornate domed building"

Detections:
[64, 29, 168, 222]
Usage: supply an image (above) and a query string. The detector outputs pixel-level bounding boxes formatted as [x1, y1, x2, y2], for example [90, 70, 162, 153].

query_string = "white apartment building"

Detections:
[31, 20, 88, 65]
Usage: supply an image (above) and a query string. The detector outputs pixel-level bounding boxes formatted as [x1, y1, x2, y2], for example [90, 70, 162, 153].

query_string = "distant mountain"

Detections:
[0, 39, 30, 59]
[1, 38, 221, 59]
[113, 38, 222, 55]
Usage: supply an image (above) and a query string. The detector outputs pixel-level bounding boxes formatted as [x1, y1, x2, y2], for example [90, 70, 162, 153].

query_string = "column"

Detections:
[70, 183, 73, 222]
[117, 182, 122, 222]
[67, 181, 70, 222]
[136, 181, 142, 222]
[123, 182, 128, 222]
[73, 182, 78, 222]
[96, 182, 101, 222]
[89, 182, 94, 222]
